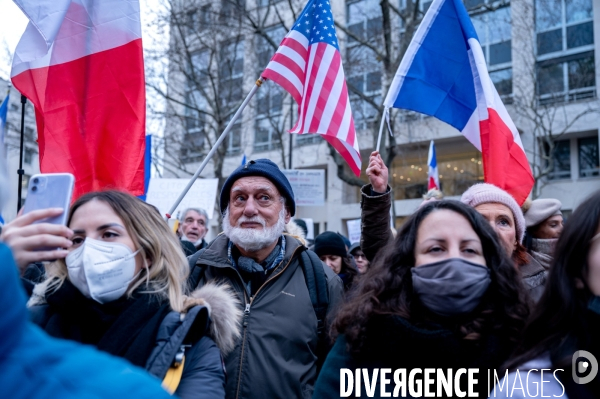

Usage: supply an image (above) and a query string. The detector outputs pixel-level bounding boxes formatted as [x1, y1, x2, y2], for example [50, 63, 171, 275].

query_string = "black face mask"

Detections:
[411, 258, 491, 317]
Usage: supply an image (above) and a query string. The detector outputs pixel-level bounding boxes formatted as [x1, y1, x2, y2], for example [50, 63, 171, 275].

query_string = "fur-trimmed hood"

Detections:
[183, 283, 242, 356]
[284, 221, 307, 246]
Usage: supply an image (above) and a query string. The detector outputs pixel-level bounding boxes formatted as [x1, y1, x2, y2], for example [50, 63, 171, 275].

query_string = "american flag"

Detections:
[262, 0, 361, 176]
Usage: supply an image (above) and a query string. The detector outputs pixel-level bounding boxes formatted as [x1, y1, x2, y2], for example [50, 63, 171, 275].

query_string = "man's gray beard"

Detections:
[222, 207, 286, 252]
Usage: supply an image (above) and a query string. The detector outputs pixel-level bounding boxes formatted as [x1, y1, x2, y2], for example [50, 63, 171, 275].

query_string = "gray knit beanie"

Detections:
[524, 199, 562, 228]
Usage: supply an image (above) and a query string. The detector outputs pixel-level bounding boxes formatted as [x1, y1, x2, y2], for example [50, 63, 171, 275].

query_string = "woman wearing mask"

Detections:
[313, 201, 529, 398]
[27, 191, 241, 398]
[461, 183, 547, 302]
[314, 231, 358, 291]
[492, 190, 600, 398]
[523, 198, 563, 270]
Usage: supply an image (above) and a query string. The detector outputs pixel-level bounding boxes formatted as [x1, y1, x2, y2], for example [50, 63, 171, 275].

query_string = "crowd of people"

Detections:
[0, 151, 598, 398]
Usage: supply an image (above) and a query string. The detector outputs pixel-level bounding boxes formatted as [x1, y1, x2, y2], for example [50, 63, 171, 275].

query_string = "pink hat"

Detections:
[460, 183, 526, 244]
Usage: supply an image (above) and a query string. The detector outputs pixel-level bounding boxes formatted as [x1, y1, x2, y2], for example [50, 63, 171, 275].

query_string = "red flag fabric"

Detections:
[262, 0, 361, 176]
[11, 0, 146, 199]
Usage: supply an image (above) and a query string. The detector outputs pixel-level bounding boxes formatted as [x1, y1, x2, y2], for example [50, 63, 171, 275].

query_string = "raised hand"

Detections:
[365, 151, 389, 193]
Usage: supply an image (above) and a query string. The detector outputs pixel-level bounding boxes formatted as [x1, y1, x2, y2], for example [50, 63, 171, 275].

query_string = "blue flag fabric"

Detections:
[0, 92, 9, 143]
[138, 134, 151, 201]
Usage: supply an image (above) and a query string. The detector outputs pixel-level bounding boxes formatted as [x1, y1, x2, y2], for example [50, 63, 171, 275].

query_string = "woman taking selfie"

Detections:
[492, 190, 600, 398]
[313, 200, 529, 398]
[26, 191, 240, 398]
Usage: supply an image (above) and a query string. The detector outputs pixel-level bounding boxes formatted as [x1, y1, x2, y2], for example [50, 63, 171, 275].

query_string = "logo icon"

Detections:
[572, 350, 598, 384]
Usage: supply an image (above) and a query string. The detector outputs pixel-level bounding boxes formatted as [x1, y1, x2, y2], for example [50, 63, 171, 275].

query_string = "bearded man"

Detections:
[189, 159, 343, 399]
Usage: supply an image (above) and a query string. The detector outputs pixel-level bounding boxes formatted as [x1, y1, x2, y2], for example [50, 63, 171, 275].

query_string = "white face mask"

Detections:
[66, 237, 141, 304]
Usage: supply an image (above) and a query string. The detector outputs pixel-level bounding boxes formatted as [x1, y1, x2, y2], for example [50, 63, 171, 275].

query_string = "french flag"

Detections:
[383, 0, 533, 205]
[427, 140, 440, 191]
[10, 0, 146, 199]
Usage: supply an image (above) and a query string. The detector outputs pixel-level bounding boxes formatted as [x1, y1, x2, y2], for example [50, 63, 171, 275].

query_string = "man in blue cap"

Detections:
[189, 158, 343, 399]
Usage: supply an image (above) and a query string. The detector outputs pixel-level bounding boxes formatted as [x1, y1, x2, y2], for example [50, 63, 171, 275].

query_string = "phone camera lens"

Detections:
[33, 178, 39, 184]
[31, 186, 38, 192]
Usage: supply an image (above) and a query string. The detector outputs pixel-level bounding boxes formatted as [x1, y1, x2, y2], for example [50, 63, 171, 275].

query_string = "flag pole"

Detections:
[16, 95, 26, 212]
[375, 108, 387, 152]
[165, 77, 265, 220]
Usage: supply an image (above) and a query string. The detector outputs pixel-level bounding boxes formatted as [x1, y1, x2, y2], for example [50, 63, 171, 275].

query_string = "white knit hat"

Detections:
[460, 183, 526, 244]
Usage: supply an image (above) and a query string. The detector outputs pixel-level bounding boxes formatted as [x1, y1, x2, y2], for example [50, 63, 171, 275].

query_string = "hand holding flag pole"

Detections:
[165, 78, 264, 220]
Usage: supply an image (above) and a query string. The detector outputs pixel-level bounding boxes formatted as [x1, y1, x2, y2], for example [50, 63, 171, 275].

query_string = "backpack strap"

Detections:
[299, 248, 329, 340]
[187, 248, 207, 290]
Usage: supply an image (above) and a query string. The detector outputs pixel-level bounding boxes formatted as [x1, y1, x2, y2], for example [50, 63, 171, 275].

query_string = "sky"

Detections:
[0, 0, 27, 80]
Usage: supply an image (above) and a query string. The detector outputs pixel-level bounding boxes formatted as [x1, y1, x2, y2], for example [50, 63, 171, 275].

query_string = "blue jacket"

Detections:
[0, 243, 172, 399]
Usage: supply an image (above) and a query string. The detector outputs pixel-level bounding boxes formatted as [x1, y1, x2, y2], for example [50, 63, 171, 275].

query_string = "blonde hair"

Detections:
[41, 190, 188, 312]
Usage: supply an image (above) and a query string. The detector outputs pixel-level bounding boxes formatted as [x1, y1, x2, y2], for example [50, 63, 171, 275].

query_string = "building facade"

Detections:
[0, 78, 40, 222]
[163, 0, 600, 239]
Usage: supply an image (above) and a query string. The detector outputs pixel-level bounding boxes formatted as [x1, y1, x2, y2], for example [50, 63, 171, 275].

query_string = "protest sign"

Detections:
[282, 169, 325, 206]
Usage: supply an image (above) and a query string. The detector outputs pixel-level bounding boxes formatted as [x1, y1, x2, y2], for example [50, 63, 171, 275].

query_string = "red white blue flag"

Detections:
[383, 0, 533, 204]
[262, 0, 361, 176]
[11, 0, 146, 199]
[427, 140, 440, 190]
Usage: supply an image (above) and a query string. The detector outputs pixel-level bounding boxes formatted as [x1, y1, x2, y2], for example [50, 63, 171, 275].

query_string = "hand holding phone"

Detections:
[1, 208, 73, 272]
[1, 173, 75, 272]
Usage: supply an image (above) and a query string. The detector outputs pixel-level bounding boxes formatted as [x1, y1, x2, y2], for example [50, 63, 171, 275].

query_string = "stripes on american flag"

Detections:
[261, 0, 361, 176]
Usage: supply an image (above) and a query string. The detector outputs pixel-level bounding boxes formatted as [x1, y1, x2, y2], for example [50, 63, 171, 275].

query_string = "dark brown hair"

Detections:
[332, 200, 530, 355]
[504, 190, 600, 371]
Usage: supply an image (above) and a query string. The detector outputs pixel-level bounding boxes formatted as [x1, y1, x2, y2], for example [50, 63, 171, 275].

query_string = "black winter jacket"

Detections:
[28, 282, 241, 399]
[191, 233, 344, 399]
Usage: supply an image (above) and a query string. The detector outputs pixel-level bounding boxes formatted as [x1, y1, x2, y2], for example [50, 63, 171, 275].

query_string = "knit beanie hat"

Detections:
[220, 159, 296, 216]
[524, 198, 562, 228]
[460, 183, 526, 243]
[313, 231, 347, 258]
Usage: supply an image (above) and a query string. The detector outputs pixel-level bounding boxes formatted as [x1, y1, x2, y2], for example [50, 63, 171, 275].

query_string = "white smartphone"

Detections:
[22, 173, 75, 225]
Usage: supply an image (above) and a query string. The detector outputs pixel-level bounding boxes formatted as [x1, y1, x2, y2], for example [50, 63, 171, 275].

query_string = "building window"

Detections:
[254, 117, 282, 152]
[537, 52, 595, 103]
[536, 0, 593, 56]
[254, 26, 287, 153]
[24, 148, 33, 165]
[183, 50, 210, 162]
[347, 0, 382, 45]
[471, 5, 513, 98]
[347, 0, 382, 131]
[578, 136, 599, 177]
[220, 40, 244, 108]
[296, 134, 322, 146]
[255, 25, 286, 69]
[545, 139, 571, 180]
[226, 120, 242, 155]
[472, 6, 512, 66]
[535, 0, 594, 103]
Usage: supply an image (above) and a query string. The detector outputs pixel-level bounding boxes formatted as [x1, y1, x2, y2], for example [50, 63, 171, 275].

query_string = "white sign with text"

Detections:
[282, 169, 325, 207]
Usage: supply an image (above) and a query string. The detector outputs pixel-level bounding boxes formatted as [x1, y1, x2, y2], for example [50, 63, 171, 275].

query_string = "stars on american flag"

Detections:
[292, 0, 339, 50]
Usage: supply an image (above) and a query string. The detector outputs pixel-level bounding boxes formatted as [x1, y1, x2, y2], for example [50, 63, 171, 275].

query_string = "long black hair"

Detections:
[504, 189, 600, 370]
[333, 200, 530, 354]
